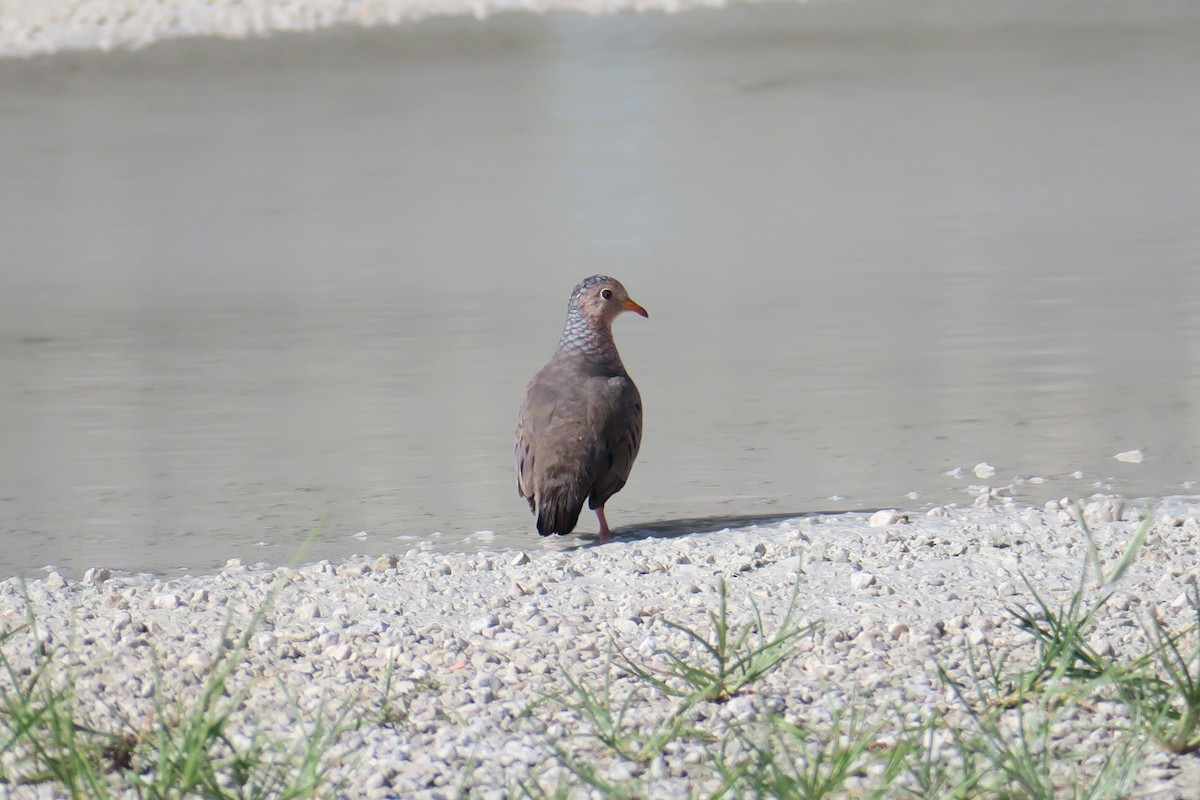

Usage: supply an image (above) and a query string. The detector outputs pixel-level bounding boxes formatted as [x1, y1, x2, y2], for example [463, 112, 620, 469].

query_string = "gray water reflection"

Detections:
[2, 0, 1199, 576]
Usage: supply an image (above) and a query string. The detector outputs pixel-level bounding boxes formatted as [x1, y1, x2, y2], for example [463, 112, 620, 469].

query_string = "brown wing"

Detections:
[515, 361, 595, 525]
[587, 375, 642, 511]
[514, 424, 537, 513]
[515, 374, 544, 512]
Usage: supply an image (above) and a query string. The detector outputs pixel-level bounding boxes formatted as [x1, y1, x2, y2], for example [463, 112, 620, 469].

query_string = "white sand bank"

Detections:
[0, 0, 725, 57]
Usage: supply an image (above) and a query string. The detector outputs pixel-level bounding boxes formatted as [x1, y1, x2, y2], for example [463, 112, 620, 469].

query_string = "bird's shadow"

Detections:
[550, 509, 882, 548]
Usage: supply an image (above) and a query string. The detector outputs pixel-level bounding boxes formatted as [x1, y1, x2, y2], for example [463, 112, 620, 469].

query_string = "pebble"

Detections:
[182, 649, 212, 671]
[471, 613, 500, 633]
[338, 563, 371, 579]
[849, 571, 877, 591]
[83, 567, 112, 585]
[868, 510, 905, 527]
[324, 643, 354, 661]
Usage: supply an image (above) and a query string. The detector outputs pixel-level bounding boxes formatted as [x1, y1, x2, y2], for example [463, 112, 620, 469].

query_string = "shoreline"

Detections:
[3, 497, 1199, 796]
[0, 0, 728, 59]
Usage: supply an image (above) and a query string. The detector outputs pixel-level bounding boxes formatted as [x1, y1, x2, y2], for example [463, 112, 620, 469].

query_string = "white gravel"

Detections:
[0, 0, 726, 58]
[3, 496, 1200, 797]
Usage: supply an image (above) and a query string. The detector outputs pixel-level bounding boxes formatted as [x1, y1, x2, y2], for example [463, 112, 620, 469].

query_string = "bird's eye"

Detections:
[601, 289, 613, 300]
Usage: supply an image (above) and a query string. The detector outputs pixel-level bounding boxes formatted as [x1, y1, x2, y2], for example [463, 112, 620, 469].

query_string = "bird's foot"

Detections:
[595, 507, 612, 543]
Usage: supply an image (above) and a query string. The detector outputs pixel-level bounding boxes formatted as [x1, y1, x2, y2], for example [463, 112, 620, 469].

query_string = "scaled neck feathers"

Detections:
[556, 304, 625, 371]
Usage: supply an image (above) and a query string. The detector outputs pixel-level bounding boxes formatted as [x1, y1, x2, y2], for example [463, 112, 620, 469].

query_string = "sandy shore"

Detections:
[3, 496, 1200, 797]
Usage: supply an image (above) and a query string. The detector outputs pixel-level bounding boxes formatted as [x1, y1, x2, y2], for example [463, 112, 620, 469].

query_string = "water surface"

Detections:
[2, 0, 1199, 576]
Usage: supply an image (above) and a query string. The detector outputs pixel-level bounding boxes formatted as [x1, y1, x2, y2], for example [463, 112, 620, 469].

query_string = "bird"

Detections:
[515, 275, 647, 542]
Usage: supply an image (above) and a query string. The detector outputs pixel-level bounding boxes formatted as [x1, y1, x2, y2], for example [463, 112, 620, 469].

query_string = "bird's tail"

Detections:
[536, 482, 586, 536]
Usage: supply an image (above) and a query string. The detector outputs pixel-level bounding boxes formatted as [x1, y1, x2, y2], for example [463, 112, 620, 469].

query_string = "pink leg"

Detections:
[595, 507, 612, 543]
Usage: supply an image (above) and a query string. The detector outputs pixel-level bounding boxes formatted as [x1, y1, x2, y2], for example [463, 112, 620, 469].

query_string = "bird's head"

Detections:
[569, 275, 649, 325]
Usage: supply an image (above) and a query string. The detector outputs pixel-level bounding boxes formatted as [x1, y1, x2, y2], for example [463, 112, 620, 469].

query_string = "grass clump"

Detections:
[716, 703, 904, 800]
[0, 617, 119, 798]
[1002, 509, 1200, 755]
[938, 642, 1150, 800]
[618, 577, 817, 704]
[1007, 505, 1151, 699]
[1127, 577, 1200, 754]
[0, 571, 355, 800]
[127, 649, 353, 800]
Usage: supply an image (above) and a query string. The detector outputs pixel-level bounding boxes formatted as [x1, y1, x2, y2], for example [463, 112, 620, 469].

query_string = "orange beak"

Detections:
[622, 298, 649, 318]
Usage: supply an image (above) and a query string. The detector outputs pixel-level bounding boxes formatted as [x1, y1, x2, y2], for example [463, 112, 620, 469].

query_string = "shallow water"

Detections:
[2, 0, 1199, 576]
